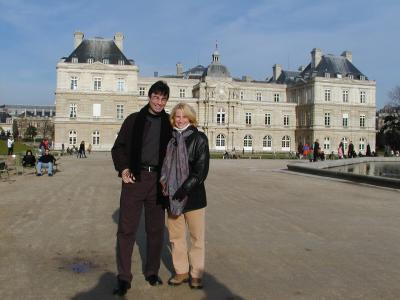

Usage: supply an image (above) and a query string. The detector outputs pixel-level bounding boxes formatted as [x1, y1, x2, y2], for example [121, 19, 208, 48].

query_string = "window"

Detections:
[281, 136, 290, 151]
[360, 114, 366, 128]
[325, 73, 330, 78]
[92, 130, 100, 145]
[139, 87, 146, 96]
[72, 57, 78, 63]
[93, 103, 101, 117]
[243, 135, 253, 148]
[117, 104, 124, 120]
[245, 112, 252, 125]
[117, 78, 125, 92]
[94, 77, 102, 91]
[360, 75, 366, 80]
[324, 137, 330, 150]
[348, 74, 354, 79]
[103, 58, 109, 64]
[87, 58, 94, 64]
[283, 114, 289, 126]
[324, 89, 331, 101]
[265, 113, 271, 126]
[360, 91, 366, 103]
[324, 112, 330, 126]
[263, 135, 272, 150]
[256, 92, 262, 101]
[342, 90, 349, 103]
[216, 134, 225, 149]
[359, 137, 366, 151]
[69, 103, 77, 118]
[70, 76, 78, 90]
[118, 59, 125, 65]
[179, 88, 186, 98]
[69, 130, 77, 145]
[216, 108, 225, 125]
[240, 91, 244, 100]
[342, 137, 348, 152]
[274, 93, 280, 102]
[343, 113, 349, 127]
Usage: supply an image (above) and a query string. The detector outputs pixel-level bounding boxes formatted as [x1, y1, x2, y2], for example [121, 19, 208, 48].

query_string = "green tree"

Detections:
[12, 119, 19, 139]
[25, 125, 37, 140]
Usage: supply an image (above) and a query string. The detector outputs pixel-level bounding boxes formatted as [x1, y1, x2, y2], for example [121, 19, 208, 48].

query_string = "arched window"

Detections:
[281, 135, 290, 151]
[92, 130, 100, 145]
[359, 137, 366, 152]
[342, 137, 348, 152]
[216, 108, 226, 125]
[263, 135, 272, 151]
[324, 137, 330, 150]
[69, 130, 77, 145]
[243, 134, 253, 151]
[216, 134, 226, 150]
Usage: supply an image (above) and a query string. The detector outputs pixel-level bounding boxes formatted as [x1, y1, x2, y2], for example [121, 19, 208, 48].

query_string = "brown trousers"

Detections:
[167, 208, 205, 279]
[116, 171, 165, 282]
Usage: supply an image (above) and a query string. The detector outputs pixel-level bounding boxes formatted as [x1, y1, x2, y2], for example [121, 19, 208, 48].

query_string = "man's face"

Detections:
[148, 92, 168, 114]
[45, 149, 49, 155]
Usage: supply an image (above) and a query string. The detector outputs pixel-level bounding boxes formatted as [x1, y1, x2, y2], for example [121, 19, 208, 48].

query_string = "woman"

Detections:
[22, 150, 36, 167]
[338, 142, 344, 159]
[160, 103, 210, 289]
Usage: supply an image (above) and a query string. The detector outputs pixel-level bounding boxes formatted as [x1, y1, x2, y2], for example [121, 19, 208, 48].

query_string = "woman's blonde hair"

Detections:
[169, 102, 198, 127]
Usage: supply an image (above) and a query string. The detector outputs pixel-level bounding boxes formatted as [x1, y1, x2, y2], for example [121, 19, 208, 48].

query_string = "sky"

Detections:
[0, 0, 399, 108]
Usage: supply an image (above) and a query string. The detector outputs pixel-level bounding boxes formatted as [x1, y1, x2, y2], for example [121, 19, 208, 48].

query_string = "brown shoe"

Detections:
[168, 273, 189, 286]
[189, 278, 203, 289]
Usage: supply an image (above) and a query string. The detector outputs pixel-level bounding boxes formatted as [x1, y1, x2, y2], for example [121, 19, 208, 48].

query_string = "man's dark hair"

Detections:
[148, 80, 170, 99]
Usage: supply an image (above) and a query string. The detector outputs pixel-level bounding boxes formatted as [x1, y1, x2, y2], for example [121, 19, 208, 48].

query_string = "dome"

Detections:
[202, 63, 231, 78]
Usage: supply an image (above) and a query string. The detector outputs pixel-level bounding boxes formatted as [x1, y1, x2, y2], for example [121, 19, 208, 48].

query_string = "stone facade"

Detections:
[54, 33, 376, 154]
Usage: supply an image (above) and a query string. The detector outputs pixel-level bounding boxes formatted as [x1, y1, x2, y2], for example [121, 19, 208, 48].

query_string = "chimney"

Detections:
[341, 50, 352, 62]
[154, 71, 159, 77]
[298, 65, 304, 72]
[176, 62, 183, 76]
[74, 31, 84, 49]
[311, 48, 322, 69]
[273, 64, 282, 81]
[114, 32, 124, 52]
[242, 75, 252, 82]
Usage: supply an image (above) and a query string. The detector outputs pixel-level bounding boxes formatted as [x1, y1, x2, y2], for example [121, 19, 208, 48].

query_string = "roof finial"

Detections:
[215, 40, 218, 50]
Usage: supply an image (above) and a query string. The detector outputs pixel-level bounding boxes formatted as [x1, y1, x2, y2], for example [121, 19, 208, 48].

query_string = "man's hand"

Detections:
[122, 168, 135, 183]
[172, 187, 186, 202]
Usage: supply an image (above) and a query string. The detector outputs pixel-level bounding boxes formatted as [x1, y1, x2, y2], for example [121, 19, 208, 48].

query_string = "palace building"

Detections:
[54, 32, 376, 154]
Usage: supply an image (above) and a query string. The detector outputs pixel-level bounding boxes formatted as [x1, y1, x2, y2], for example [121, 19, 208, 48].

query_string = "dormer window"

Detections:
[324, 72, 330, 78]
[347, 74, 354, 79]
[87, 58, 94, 64]
[103, 58, 109, 64]
[336, 73, 342, 79]
[360, 75, 366, 80]
[72, 57, 78, 63]
[118, 59, 125, 66]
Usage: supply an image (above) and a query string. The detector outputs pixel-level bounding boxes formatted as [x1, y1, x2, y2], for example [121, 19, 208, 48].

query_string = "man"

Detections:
[36, 148, 56, 176]
[313, 139, 319, 162]
[7, 136, 14, 155]
[111, 80, 172, 296]
[348, 141, 355, 158]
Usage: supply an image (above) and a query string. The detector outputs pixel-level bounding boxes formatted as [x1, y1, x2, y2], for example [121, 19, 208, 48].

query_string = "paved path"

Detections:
[1, 153, 400, 300]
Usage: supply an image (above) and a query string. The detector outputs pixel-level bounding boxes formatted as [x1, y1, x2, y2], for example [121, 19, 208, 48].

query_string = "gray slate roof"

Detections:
[301, 55, 366, 79]
[64, 39, 133, 65]
[269, 70, 301, 84]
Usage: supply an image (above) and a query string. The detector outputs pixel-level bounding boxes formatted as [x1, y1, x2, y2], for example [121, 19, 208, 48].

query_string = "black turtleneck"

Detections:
[141, 111, 161, 166]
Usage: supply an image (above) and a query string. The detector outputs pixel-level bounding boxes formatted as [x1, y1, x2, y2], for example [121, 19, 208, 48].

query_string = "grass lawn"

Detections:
[0, 140, 31, 155]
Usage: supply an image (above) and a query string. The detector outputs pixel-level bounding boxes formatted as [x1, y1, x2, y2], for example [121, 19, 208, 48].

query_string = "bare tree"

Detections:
[388, 85, 400, 107]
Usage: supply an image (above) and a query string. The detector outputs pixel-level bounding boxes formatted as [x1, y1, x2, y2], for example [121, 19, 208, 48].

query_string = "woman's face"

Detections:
[174, 109, 190, 129]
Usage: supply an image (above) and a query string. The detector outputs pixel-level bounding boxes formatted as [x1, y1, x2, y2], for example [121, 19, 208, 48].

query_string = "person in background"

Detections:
[7, 136, 14, 155]
[22, 150, 36, 167]
[36, 148, 56, 176]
